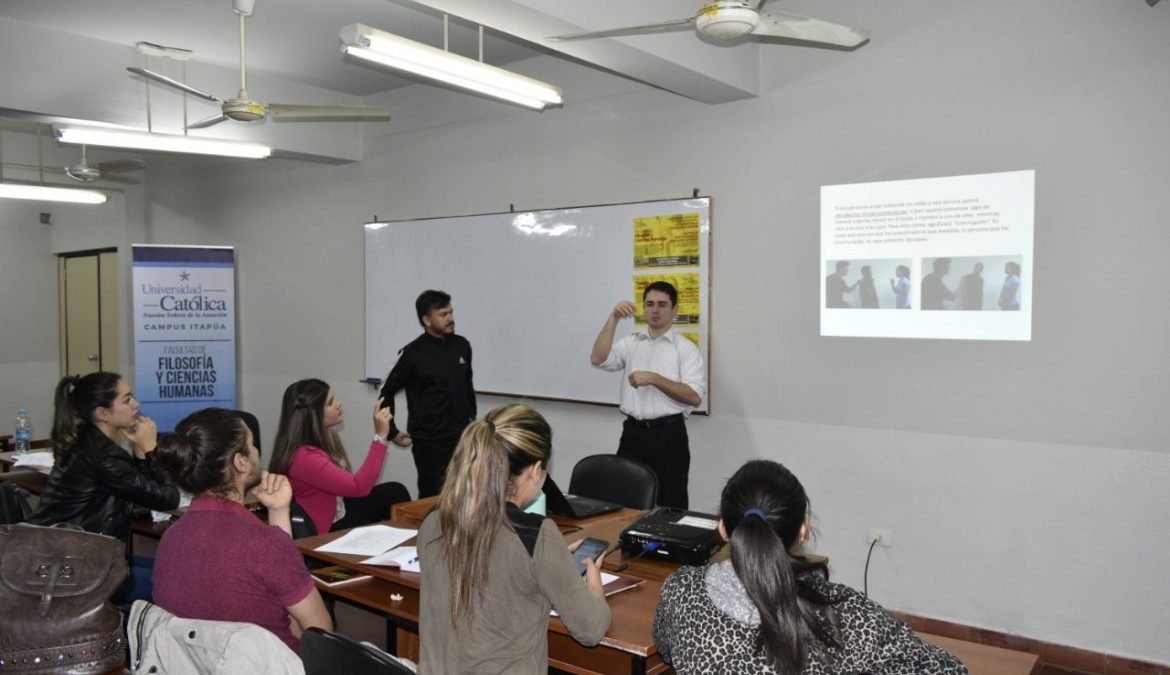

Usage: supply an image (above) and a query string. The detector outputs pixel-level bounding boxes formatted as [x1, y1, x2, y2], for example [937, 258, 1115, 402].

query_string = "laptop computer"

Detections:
[542, 475, 624, 519]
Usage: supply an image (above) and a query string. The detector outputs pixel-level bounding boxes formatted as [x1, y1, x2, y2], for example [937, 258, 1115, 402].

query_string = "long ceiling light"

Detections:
[0, 182, 107, 204]
[53, 124, 272, 159]
[340, 23, 562, 111]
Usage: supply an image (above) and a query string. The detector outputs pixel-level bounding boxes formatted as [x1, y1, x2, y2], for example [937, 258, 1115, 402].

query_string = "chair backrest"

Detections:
[568, 454, 658, 509]
[301, 627, 416, 675]
[233, 410, 262, 457]
[0, 482, 33, 524]
[290, 500, 318, 540]
[28, 438, 52, 450]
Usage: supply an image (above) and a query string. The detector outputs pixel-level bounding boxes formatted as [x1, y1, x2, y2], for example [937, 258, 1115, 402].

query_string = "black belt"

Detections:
[624, 413, 684, 429]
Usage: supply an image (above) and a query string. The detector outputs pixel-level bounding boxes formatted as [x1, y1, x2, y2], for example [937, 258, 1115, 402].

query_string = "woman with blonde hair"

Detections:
[269, 378, 409, 535]
[417, 403, 611, 675]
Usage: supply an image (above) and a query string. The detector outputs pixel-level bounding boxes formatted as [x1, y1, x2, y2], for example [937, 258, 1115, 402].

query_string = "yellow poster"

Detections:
[633, 273, 701, 326]
[633, 212, 701, 269]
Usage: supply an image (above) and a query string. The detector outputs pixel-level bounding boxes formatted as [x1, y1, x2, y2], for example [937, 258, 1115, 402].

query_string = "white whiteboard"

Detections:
[364, 198, 711, 411]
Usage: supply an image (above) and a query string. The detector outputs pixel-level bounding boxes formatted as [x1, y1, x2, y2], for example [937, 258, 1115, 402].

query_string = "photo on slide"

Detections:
[824, 258, 912, 310]
[921, 255, 1023, 311]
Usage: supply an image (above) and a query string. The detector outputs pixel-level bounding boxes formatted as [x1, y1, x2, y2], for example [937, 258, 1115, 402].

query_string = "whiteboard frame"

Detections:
[363, 196, 712, 413]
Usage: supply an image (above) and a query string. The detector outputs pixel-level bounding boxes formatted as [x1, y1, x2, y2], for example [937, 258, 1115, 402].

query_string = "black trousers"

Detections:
[331, 481, 412, 531]
[411, 435, 460, 499]
[617, 415, 690, 509]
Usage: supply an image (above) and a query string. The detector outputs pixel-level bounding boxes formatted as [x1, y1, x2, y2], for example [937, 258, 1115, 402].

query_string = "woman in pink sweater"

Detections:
[269, 379, 410, 535]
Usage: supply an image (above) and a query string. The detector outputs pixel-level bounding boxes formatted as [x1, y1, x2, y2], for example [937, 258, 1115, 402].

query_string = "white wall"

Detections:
[0, 129, 142, 433]
[0, 200, 58, 437]
[139, 1, 1169, 663]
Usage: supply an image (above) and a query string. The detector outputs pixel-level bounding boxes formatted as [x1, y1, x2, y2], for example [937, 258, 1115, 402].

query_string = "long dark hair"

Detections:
[269, 379, 346, 474]
[51, 371, 123, 459]
[721, 460, 840, 673]
[155, 408, 249, 497]
[438, 403, 551, 625]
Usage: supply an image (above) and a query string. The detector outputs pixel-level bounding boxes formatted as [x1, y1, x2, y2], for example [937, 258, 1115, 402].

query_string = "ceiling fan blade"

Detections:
[127, 67, 222, 102]
[98, 174, 142, 185]
[548, 16, 696, 41]
[752, 11, 869, 48]
[265, 104, 390, 122]
[97, 158, 146, 174]
[188, 114, 230, 129]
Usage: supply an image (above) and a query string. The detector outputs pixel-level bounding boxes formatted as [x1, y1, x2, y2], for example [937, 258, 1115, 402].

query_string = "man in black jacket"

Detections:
[380, 290, 476, 498]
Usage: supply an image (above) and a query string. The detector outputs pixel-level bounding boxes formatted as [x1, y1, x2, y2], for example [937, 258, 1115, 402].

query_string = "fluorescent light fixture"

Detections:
[53, 124, 272, 159]
[340, 23, 562, 110]
[0, 182, 107, 204]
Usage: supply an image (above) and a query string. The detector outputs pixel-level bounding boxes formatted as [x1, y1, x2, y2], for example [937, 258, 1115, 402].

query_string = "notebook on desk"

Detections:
[542, 475, 624, 519]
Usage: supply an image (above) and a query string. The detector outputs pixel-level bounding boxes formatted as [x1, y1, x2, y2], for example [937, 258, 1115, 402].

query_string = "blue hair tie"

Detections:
[743, 508, 767, 521]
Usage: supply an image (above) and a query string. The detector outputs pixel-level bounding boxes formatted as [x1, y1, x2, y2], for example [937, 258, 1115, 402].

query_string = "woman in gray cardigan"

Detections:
[417, 404, 611, 675]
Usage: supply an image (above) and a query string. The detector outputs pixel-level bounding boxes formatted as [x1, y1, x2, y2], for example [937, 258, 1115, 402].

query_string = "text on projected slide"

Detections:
[820, 170, 1033, 341]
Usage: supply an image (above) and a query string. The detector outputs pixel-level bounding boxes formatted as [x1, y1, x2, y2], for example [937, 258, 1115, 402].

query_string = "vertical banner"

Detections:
[132, 245, 236, 432]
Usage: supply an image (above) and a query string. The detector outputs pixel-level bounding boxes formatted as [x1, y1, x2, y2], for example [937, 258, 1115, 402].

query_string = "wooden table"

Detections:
[308, 500, 1031, 675]
[299, 498, 672, 675]
[921, 634, 1039, 675]
[393, 497, 703, 582]
[0, 450, 50, 494]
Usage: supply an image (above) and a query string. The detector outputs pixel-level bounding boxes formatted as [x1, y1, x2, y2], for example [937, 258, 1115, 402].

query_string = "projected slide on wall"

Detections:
[821, 170, 1033, 341]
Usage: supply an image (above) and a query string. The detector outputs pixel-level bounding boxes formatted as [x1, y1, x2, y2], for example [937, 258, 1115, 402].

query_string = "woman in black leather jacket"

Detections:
[30, 372, 180, 601]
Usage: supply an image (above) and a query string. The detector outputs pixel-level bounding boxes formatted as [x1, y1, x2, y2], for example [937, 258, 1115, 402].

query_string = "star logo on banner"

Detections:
[179, 271, 191, 281]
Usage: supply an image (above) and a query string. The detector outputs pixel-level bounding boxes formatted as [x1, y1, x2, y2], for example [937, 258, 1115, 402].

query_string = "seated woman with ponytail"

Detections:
[418, 404, 611, 675]
[152, 407, 331, 654]
[269, 379, 410, 536]
[653, 460, 967, 675]
[30, 372, 180, 601]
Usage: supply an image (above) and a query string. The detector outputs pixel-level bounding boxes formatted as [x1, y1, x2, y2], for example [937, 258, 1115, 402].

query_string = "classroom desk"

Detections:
[0, 450, 49, 494]
[921, 634, 1039, 675]
[391, 497, 709, 582]
[298, 500, 672, 675]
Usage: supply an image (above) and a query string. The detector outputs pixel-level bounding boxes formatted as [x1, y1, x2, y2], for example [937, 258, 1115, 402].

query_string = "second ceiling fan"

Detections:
[550, 0, 869, 49]
[127, 0, 389, 130]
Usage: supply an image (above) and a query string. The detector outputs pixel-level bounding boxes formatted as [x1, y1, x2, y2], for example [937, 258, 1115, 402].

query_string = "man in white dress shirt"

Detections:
[590, 281, 706, 508]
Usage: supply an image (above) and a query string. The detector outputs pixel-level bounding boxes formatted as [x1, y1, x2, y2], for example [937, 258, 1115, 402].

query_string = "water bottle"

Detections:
[14, 408, 32, 454]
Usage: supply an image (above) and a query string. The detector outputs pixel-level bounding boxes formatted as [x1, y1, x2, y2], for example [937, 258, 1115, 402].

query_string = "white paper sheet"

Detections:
[362, 546, 419, 572]
[314, 525, 417, 555]
[11, 451, 54, 469]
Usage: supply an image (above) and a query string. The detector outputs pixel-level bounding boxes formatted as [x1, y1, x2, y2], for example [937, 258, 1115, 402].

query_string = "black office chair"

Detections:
[568, 454, 658, 509]
[233, 410, 262, 457]
[301, 627, 416, 675]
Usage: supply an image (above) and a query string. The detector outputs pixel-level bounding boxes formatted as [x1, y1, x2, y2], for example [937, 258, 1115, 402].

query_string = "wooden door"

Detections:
[58, 250, 118, 376]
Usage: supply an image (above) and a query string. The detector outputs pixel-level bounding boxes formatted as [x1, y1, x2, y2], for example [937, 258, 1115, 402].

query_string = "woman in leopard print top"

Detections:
[652, 460, 967, 675]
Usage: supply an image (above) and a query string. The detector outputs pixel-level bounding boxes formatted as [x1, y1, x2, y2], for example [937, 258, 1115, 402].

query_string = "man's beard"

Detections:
[243, 463, 262, 493]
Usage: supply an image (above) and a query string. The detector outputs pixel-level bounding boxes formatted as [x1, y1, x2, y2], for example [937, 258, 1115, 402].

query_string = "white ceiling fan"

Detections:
[126, 0, 389, 130]
[549, 0, 869, 49]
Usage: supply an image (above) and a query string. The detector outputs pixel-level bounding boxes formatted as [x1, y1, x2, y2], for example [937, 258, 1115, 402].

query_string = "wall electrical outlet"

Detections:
[867, 527, 893, 548]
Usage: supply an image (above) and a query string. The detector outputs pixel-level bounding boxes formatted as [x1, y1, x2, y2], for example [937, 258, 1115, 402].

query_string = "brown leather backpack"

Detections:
[0, 523, 127, 674]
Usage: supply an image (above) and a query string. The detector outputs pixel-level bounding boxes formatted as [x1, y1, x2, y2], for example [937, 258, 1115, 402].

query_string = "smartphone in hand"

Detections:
[572, 537, 609, 575]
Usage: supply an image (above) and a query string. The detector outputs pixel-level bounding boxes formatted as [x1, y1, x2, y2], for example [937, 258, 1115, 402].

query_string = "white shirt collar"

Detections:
[636, 326, 677, 343]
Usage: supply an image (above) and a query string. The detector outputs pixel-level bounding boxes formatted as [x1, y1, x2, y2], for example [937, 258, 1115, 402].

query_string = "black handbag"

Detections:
[0, 523, 128, 674]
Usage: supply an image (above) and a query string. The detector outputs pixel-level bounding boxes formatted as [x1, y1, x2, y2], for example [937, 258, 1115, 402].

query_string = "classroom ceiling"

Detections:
[0, 0, 1010, 164]
[0, 0, 543, 97]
